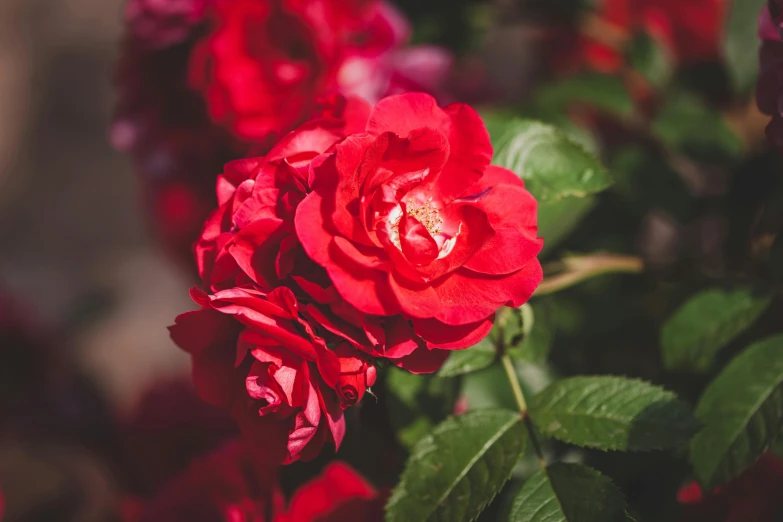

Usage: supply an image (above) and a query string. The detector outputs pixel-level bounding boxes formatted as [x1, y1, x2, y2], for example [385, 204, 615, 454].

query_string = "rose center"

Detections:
[405, 197, 443, 236]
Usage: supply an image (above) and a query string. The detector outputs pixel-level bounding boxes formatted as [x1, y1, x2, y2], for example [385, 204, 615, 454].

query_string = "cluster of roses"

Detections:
[112, 0, 452, 264]
[169, 91, 544, 471]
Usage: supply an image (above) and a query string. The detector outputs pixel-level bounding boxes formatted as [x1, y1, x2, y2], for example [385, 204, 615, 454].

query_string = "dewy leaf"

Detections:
[491, 119, 613, 203]
[508, 463, 629, 522]
[529, 376, 698, 451]
[690, 334, 783, 489]
[438, 337, 497, 378]
[661, 288, 772, 373]
[723, 0, 767, 94]
[385, 409, 526, 522]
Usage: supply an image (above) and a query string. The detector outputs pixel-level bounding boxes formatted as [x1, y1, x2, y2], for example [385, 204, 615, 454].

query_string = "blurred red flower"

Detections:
[122, 378, 238, 494]
[125, 441, 383, 522]
[580, 0, 729, 72]
[677, 454, 783, 522]
[274, 461, 384, 522]
[189, 0, 451, 142]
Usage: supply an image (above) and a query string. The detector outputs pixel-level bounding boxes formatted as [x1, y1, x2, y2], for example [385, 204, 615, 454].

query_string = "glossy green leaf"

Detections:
[529, 376, 698, 451]
[690, 334, 783, 489]
[438, 338, 497, 378]
[508, 463, 629, 522]
[724, 0, 767, 94]
[492, 120, 613, 203]
[661, 288, 772, 372]
[386, 409, 527, 522]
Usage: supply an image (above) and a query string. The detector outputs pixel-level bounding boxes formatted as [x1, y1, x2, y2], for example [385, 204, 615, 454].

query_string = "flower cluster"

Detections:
[170, 92, 543, 467]
[758, 0, 783, 148]
[112, 0, 452, 265]
[125, 441, 383, 522]
[576, 0, 728, 72]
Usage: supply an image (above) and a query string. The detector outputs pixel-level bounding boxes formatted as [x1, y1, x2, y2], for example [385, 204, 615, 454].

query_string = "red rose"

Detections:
[275, 462, 384, 522]
[125, 0, 215, 49]
[677, 454, 783, 522]
[296, 93, 542, 337]
[188, 0, 451, 142]
[169, 285, 377, 467]
[195, 116, 361, 292]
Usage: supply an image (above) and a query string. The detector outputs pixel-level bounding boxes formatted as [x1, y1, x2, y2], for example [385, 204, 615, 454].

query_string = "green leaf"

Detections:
[651, 93, 743, 161]
[529, 376, 698, 451]
[386, 409, 527, 522]
[438, 338, 497, 378]
[628, 31, 673, 89]
[386, 368, 458, 448]
[661, 288, 772, 372]
[492, 120, 613, 203]
[508, 463, 629, 522]
[534, 73, 634, 120]
[724, 0, 767, 94]
[538, 196, 597, 257]
[690, 334, 783, 489]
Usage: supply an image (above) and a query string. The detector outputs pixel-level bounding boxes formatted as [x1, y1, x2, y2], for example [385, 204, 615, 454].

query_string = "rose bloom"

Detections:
[578, 0, 729, 72]
[172, 92, 541, 465]
[296, 93, 543, 339]
[170, 285, 376, 469]
[758, 1, 783, 148]
[189, 0, 451, 142]
[192, 102, 485, 373]
[125, 441, 382, 522]
[677, 454, 783, 522]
